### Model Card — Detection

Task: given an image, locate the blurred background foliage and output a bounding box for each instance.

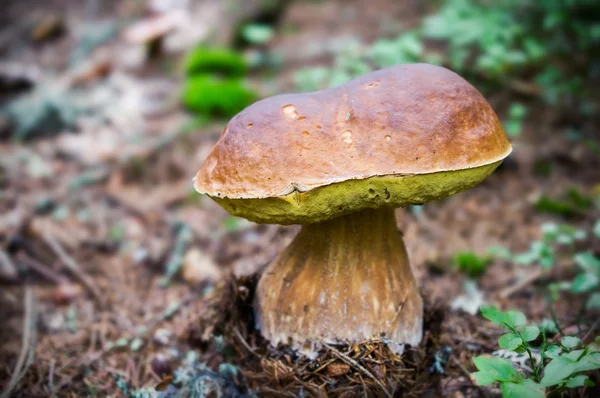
[4,0,600,141]
[294,0,600,138]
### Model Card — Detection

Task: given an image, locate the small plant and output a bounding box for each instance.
[535,188,594,217]
[503,103,527,137]
[293,0,600,137]
[570,253,600,297]
[489,221,587,269]
[181,47,258,117]
[489,219,599,326]
[183,47,248,77]
[240,24,274,46]
[550,252,600,311]
[473,306,600,397]
[367,32,424,68]
[182,76,258,117]
[489,220,599,316]
[452,251,491,278]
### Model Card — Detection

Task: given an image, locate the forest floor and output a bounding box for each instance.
[0,0,598,397]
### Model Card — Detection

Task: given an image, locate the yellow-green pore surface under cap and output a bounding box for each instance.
[211,161,503,225]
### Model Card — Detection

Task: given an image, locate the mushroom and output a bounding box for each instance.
[194,63,511,353]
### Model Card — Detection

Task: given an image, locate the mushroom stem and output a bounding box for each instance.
[255,208,423,351]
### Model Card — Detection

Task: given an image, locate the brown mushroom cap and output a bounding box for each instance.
[195,63,511,224]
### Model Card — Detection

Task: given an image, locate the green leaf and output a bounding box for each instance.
[549,281,572,299]
[504,119,522,137]
[571,272,599,293]
[586,292,600,310]
[293,67,330,91]
[521,326,540,342]
[223,216,241,232]
[535,196,577,217]
[396,33,424,58]
[573,229,587,241]
[585,378,595,387]
[573,352,600,373]
[487,245,512,260]
[566,188,593,210]
[544,344,562,359]
[565,349,585,361]
[540,222,559,237]
[505,310,527,327]
[540,252,555,269]
[539,319,559,335]
[565,375,590,388]
[561,336,581,349]
[480,306,506,325]
[501,380,545,398]
[513,250,538,265]
[523,38,546,60]
[472,370,498,386]
[480,307,527,328]
[241,24,274,45]
[499,333,523,350]
[473,356,521,383]
[513,241,556,268]
[540,356,577,387]
[509,103,527,119]
[594,220,600,239]
[574,252,600,273]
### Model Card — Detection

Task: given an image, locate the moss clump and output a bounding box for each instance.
[181,47,258,118]
[182,76,258,118]
[183,47,248,78]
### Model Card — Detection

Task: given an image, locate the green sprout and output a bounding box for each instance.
[473,306,600,397]
[452,251,491,278]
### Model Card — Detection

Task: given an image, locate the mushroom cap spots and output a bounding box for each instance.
[282,104,298,119]
[194,63,511,224]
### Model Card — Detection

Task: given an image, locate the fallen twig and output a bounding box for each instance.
[159,223,193,287]
[48,358,56,396]
[582,318,600,343]
[451,355,493,398]
[232,327,260,358]
[144,290,200,334]
[1,285,37,398]
[18,253,65,284]
[323,343,393,398]
[499,268,542,299]
[54,347,113,391]
[450,355,475,385]
[42,233,104,305]
[545,294,565,337]
[0,248,18,281]
[451,336,498,351]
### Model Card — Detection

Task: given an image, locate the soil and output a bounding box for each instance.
[0,0,598,397]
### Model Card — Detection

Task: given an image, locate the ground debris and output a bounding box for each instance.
[222,279,448,397]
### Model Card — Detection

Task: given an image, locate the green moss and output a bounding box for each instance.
[182,76,258,117]
[183,47,248,77]
[212,161,503,225]
[452,251,491,278]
